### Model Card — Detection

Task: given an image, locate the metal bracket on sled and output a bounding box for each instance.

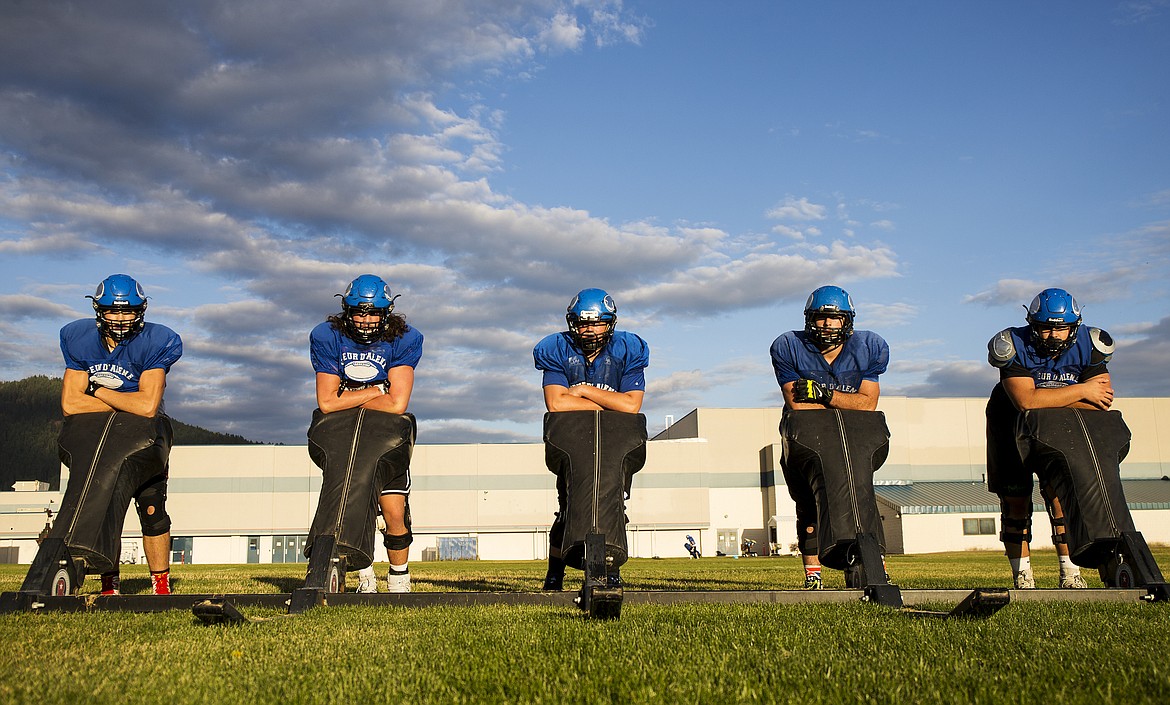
[576,531,623,620]
[1103,532,1170,603]
[291,535,345,614]
[849,533,903,609]
[902,588,1011,620]
[0,538,86,613]
[193,598,251,625]
[192,598,302,626]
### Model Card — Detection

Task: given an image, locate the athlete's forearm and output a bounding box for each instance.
[1005,383,1093,411]
[318,385,383,413]
[570,385,643,413]
[544,389,605,412]
[826,389,879,411]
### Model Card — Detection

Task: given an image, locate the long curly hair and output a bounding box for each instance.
[327,309,410,343]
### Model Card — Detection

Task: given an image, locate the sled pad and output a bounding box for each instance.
[1016,408,1136,567]
[49,412,171,576]
[780,409,890,570]
[544,410,647,571]
[305,408,415,570]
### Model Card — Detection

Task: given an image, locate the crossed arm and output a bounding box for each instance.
[1002,373,1113,411]
[315,365,415,415]
[543,384,644,414]
[782,379,881,412]
[61,367,167,418]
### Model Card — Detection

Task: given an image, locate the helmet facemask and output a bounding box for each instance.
[567,312,616,354]
[804,311,854,347]
[93,302,147,343]
[802,285,855,348]
[343,302,391,345]
[1025,289,1081,358]
[1030,322,1079,357]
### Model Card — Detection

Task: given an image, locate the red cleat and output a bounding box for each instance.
[151,571,171,595]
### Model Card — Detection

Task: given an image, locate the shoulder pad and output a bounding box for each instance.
[987,329,1016,368]
[1089,327,1114,362]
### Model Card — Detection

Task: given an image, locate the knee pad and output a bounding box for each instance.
[1039,488,1068,545]
[381,499,413,550]
[384,530,412,551]
[135,487,171,537]
[796,521,818,556]
[999,498,1031,545]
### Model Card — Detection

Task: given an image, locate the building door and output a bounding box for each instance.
[717,529,739,557]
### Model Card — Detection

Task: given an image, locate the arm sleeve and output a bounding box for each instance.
[60,327,86,371]
[770,335,800,386]
[617,334,650,392]
[533,335,569,387]
[142,329,183,372]
[392,328,424,369]
[862,334,890,382]
[309,325,342,375]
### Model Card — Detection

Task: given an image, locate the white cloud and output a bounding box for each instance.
[766,196,827,222]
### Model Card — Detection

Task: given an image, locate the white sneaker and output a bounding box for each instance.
[386,570,411,593]
[1014,567,1035,589]
[1060,573,1088,589]
[356,566,378,593]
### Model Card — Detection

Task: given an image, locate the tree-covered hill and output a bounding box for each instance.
[0,376,259,491]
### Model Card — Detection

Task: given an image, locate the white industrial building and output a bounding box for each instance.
[2,397,1168,566]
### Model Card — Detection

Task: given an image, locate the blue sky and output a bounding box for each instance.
[1,1,1168,444]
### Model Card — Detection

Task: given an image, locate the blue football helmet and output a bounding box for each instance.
[87,274,148,342]
[1026,288,1081,356]
[338,274,398,344]
[566,288,617,353]
[803,285,855,346]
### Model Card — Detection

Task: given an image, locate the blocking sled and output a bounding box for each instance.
[303,408,415,590]
[1016,407,1168,594]
[781,409,900,606]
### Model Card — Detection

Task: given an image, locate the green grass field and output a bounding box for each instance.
[2,551,1169,704]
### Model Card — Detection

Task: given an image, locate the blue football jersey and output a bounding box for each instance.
[770,329,888,393]
[991,325,1108,387]
[309,321,424,384]
[533,330,649,393]
[59,319,183,405]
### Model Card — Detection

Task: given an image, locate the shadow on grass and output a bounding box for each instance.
[421,576,536,592]
[254,575,304,593]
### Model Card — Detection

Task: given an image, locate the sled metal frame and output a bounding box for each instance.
[2,584,1163,619]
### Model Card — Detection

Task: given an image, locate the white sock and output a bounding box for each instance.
[390,562,409,574]
[1009,556,1031,574]
[1058,554,1080,577]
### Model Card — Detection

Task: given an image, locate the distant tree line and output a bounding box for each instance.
[0,376,258,491]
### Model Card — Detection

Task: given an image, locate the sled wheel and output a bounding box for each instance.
[1099,555,1135,588]
[843,546,865,589]
[1114,561,1135,589]
[327,563,344,593]
[51,567,73,596]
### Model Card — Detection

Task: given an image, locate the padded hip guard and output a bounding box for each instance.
[780,409,890,570]
[1015,408,1135,567]
[544,410,647,570]
[53,411,172,575]
[305,408,415,570]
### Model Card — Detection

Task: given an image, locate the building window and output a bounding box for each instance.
[171,536,194,564]
[437,537,477,560]
[272,535,308,563]
[962,518,996,535]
